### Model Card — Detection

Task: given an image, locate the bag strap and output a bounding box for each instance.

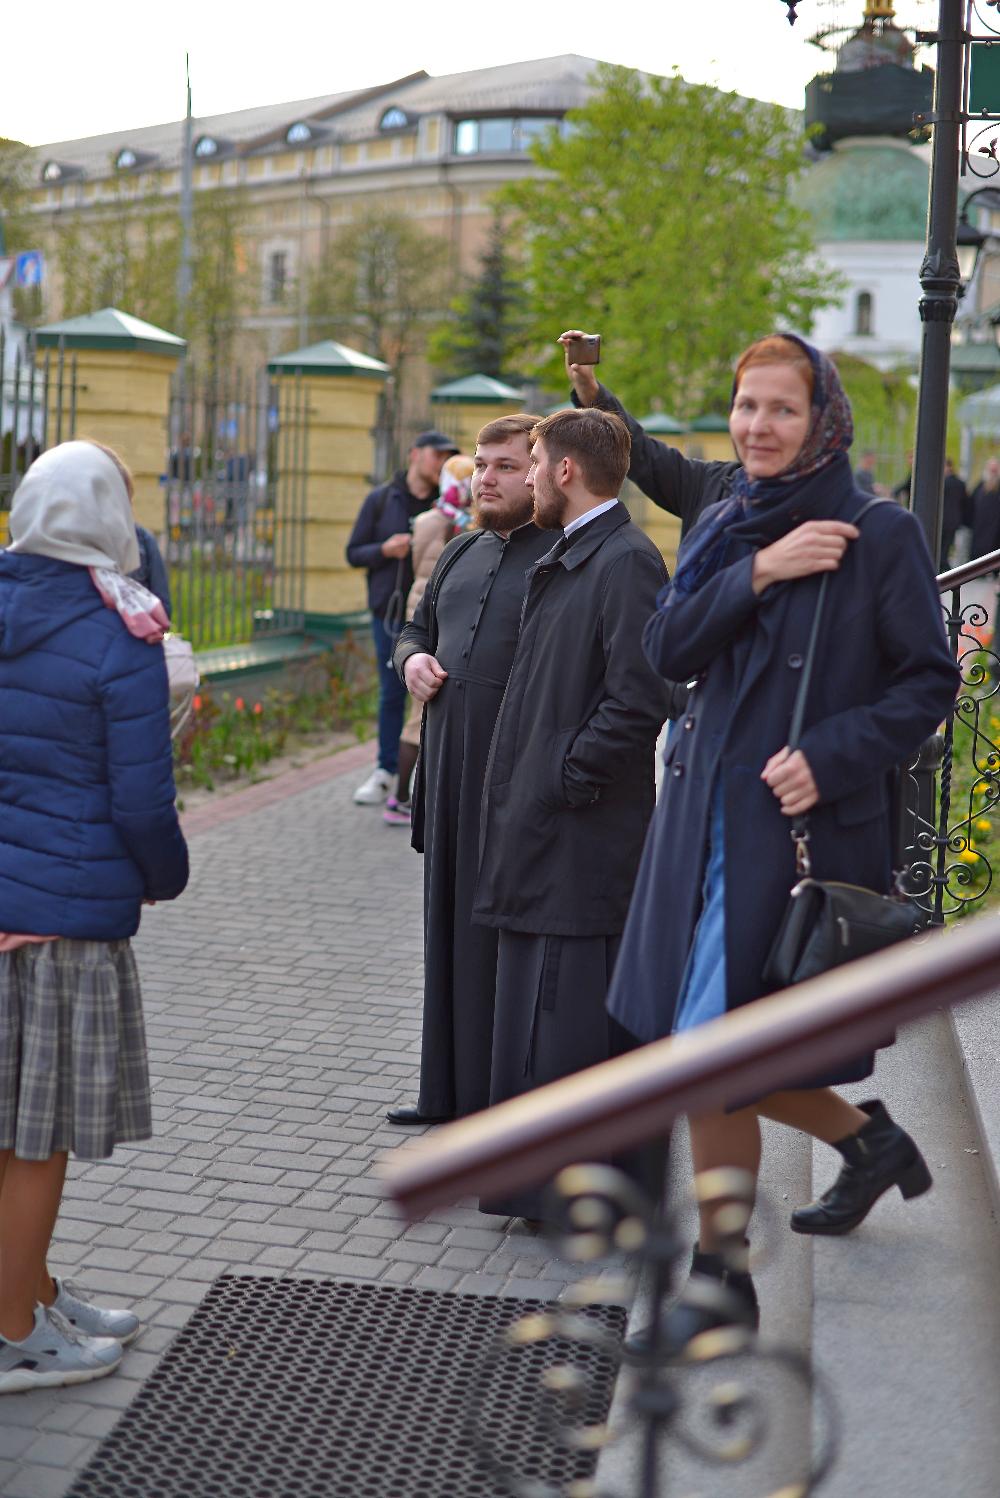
[787,497,885,877]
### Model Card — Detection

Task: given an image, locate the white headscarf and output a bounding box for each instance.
[8,441,140,573]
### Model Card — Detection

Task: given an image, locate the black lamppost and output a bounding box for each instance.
[778,0,968,564]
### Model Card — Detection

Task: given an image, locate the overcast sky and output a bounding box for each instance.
[5,0,936,147]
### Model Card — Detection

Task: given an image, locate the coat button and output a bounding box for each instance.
[462,649,469,659]
[672,764,685,779]
[683,716,695,731]
[788,653,804,670]
[487,569,495,577]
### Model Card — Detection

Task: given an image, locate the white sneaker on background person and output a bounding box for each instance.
[0,1305,122,1393]
[353,767,394,805]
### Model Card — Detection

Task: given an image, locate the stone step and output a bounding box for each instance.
[814,1011,1000,1497]
[597,1011,1000,1495]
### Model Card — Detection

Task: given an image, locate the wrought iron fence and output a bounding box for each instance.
[164,366,308,651]
[905,549,1000,923]
[0,327,77,512]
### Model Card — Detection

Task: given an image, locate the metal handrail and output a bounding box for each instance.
[937,549,1000,591]
[383,915,1000,1219]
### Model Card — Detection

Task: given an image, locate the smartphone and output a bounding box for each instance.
[564,333,601,366]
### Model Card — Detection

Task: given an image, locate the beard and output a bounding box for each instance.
[531,470,567,531]
[474,490,536,533]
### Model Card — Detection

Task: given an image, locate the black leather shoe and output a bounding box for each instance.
[790,1099,932,1236]
[385,1104,452,1126]
[625,1248,759,1360]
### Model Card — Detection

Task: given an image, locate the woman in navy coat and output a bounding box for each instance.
[607,335,959,1350]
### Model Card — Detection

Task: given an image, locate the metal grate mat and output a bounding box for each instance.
[66,1274,626,1498]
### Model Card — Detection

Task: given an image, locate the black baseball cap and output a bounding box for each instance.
[413,430,460,453]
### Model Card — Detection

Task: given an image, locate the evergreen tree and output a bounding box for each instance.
[430,209,527,379]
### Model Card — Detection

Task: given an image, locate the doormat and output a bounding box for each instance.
[66,1274,626,1498]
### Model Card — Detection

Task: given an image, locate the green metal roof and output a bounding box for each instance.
[431,374,524,404]
[688,413,730,433]
[793,139,929,243]
[950,341,1000,374]
[35,307,186,357]
[639,411,685,435]
[267,340,389,378]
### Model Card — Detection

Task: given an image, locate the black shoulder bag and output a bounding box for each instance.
[762,502,920,989]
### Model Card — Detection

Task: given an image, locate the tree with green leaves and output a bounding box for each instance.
[0,138,44,325]
[307,205,446,378]
[47,177,249,373]
[503,65,839,421]
[429,208,527,380]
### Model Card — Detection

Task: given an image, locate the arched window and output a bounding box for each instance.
[379,106,410,131]
[855,290,874,336]
[115,148,138,170]
[286,122,312,145]
[194,136,219,158]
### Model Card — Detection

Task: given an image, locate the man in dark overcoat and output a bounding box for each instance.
[472,408,672,1219]
[384,415,552,1126]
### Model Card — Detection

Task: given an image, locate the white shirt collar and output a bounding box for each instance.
[563,497,619,539]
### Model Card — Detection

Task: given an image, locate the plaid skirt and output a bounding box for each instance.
[0,939,152,1161]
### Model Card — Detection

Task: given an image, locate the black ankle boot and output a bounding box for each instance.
[790,1099,932,1236]
[625,1247,759,1360]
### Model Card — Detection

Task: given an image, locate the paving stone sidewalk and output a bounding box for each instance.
[0,746,625,1498]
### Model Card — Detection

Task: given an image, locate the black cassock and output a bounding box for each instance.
[393,522,553,1119]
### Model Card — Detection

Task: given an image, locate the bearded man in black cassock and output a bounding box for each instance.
[472,408,672,1220]
[385,415,553,1126]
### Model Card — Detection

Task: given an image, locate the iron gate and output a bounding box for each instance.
[164,366,308,651]
[0,327,77,512]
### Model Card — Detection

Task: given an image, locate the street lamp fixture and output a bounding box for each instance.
[957,215,987,284]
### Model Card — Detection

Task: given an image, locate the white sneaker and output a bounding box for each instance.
[0,1305,122,1393]
[52,1276,141,1344]
[353,768,394,805]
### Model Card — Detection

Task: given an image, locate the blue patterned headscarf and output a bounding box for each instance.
[671,336,854,597]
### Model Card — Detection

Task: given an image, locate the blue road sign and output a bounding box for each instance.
[14,252,44,288]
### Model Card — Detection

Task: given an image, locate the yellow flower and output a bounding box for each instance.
[976,818,991,832]
[974,782,990,796]
[959,849,979,864]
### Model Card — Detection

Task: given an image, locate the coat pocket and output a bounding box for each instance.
[834,777,888,827]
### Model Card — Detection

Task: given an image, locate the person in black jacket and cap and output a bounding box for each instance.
[346,431,458,805]
[473,408,671,1221]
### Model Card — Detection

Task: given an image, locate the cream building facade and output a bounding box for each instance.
[25,56,599,370]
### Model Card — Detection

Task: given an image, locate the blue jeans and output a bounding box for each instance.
[371,614,408,775]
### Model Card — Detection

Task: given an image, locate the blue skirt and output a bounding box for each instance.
[673,788,727,1034]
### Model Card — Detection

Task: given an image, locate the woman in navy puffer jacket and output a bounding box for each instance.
[0,440,188,1394]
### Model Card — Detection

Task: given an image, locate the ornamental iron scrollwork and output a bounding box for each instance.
[906,584,1000,921]
[470,1164,839,1497]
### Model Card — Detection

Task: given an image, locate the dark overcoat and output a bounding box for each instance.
[607,469,960,1055]
[473,503,672,937]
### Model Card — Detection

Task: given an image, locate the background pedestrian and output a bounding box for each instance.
[346,431,458,806]
[385,453,475,827]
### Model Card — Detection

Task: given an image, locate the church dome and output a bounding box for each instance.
[839,19,915,73]
[794,138,929,241]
